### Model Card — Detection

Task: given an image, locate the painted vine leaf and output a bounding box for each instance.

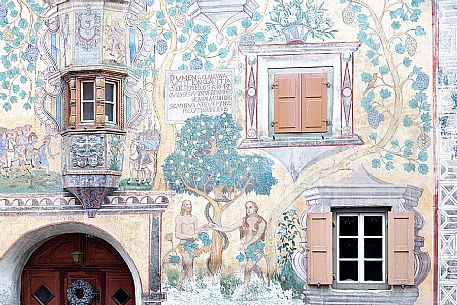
[137,0,265,75]
[342,0,430,174]
[162,113,277,200]
[265,0,338,42]
[0,0,47,111]
[276,209,300,267]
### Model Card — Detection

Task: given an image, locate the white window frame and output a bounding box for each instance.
[268,67,334,138]
[239,43,362,148]
[336,212,386,288]
[259,54,340,139]
[105,81,116,124]
[80,80,95,124]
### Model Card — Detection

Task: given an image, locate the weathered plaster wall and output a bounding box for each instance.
[0,0,436,304]
[437,1,457,305]
[0,215,151,289]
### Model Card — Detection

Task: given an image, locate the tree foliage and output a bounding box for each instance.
[163,113,277,200]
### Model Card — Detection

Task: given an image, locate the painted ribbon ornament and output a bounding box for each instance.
[66,279,94,305]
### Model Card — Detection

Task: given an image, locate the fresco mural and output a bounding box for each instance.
[0,125,61,193]
[163,113,277,276]
[0,0,436,304]
[437,1,457,304]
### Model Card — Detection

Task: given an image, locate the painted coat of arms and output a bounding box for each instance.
[76,6,101,51]
[70,135,105,169]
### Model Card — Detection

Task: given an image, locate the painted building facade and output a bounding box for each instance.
[0,0,446,304]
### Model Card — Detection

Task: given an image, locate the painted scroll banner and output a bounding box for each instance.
[165,69,234,124]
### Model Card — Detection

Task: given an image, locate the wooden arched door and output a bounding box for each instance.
[22,233,134,305]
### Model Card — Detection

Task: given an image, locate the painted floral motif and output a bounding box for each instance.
[266,0,337,42]
[274,210,304,299]
[108,134,124,172]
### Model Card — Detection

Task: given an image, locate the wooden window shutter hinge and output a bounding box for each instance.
[271,83,278,89]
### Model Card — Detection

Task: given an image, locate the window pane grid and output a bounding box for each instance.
[337,213,385,284]
[105,81,116,123]
[81,81,95,122]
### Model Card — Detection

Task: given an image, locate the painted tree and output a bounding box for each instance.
[163,113,277,274]
[135,0,268,189]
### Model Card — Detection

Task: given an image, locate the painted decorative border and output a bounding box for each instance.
[239,42,362,148]
[0,191,174,214]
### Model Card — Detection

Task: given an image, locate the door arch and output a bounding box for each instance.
[21,233,134,305]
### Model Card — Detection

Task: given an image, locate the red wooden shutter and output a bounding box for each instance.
[307,212,333,285]
[301,73,327,132]
[387,211,415,285]
[274,74,301,133]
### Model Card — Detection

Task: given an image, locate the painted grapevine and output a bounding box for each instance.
[0,0,46,111]
[135,0,267,76]
[342,0,430,175]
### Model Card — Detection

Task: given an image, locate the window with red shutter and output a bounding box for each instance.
[307,212,333,285]
[387,211,415,286]
[272,72,329,135]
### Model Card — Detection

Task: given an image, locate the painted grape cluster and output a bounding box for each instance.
[341,0,430,175]
[136,0,266,76]
[0,0,46,111]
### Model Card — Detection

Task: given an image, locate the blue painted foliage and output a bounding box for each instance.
[163,113,277,198]
[342,0,430,175]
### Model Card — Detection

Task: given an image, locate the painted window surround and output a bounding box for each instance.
[239,42,363,149]
[291,167,430,305]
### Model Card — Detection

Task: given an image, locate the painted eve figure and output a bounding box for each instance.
[175,200,207,289]
[212,201,266,287]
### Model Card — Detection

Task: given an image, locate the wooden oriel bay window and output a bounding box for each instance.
[65,71,123,129]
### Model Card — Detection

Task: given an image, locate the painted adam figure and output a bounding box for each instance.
[213,201,267,287]
[175,200,207,289]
